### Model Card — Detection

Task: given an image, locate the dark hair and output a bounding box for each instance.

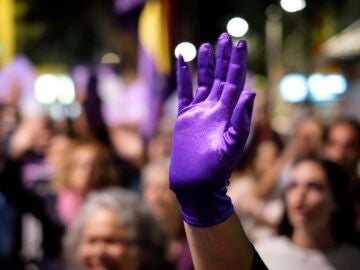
[278,156,358,244]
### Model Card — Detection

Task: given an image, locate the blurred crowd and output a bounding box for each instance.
[0,53,360,270]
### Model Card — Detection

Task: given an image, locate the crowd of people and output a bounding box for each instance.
[0,32,359,270]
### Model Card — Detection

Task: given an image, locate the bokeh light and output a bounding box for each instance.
[101,53,121,64]
[35,74,76,105]
[34,74,58,105]
[226,17,249,37]
[326,74,347,95]
[280,73,308,103]
[57,75,76,105]
[174,42,197,62]
[280,0,306,13]
[308,73,347,102]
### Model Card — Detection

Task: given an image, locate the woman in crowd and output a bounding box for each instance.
[54,139,121,226]
[64,187,170,270]
[255,156,360,269]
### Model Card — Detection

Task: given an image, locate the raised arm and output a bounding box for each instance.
[169,33,266,270]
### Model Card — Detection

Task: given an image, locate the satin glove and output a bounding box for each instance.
[169,33,256,227]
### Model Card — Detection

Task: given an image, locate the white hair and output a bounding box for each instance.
[64,187,168,270]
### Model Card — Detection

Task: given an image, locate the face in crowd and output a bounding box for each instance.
[285,160,336,232]
[282,157,356,245]
[70,144,101,196]
[78,206,138,270]
[65,189,168,270]
[323,121,360,173]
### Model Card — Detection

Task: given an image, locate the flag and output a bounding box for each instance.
[137,0,173,137]
[112,0,174,137]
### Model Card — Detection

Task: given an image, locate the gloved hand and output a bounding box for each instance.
[169,33,256,227]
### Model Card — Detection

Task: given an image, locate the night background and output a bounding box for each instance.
[13,0,360,73]
[1,1,360,270]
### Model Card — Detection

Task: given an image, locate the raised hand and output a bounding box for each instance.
[170,33,256,227]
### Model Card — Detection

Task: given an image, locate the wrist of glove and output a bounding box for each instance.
[170,164,234,227]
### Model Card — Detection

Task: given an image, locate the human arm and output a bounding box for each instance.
[169,33,266,270]
[184,213,254,270]
[254,117,323,198]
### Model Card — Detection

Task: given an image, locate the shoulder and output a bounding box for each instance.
[254,237,296,269]
[254,236,323,270]
[339,244,360,255]
[228,176,254,194]
[255,236,290,252]
[255,236,294,261]
[331,243,360,257]
[327,244,360,269]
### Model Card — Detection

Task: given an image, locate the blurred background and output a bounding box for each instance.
[1,0,360,132]
[1,0,360,269]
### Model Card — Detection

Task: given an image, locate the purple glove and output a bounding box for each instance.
[169,33,256,227]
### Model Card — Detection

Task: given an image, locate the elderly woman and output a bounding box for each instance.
[64,187,170,270]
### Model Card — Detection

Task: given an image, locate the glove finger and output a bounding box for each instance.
[177,54,193,113]
[220,91,255,170]
[197,43,214,90]
[215,33,232,81]
[193,43,214,104]
[192,86,210,104]
[207,33,232,101]
[230,90,255,134]
[220,39,247,110]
